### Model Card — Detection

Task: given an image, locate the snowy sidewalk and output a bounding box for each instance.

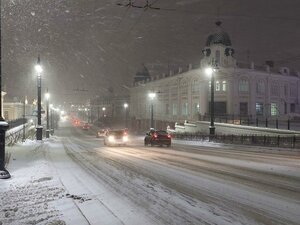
[0,139,83,225]
[0,139,115,225]
[0,137,155,225]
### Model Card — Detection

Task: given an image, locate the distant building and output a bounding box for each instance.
[129,21,300,131]
[133,64,151,83]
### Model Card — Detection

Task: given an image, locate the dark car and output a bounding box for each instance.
[96,128,109,138]
[82,123,90,130]
[104,129,129,146]
[144,130,171,147]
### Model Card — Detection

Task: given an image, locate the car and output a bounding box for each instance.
[104,129,129,146]
[144,130,171,147]
[96,128,108,138]
[82,123,90,130]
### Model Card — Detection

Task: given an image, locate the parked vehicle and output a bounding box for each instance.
[104,129,129,146]
[144,130,171,147]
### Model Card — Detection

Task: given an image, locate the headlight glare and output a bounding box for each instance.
[108,136,115,142]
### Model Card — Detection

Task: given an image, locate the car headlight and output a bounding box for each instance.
[108,136,115,142]
[123,136,129,142]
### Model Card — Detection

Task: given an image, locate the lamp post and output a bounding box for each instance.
[102,107,106,124]
[0,1,10,178]
[124,103,128,128]
[205,66,217,135]
[148,92,156,128]
[50,104,54,135]
[35,56,43,140]
[22,97,28,142]
[45,90,50,138]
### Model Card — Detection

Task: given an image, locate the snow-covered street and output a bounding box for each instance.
[1,121,300,225]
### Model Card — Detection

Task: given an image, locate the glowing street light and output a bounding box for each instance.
[36,55,43,140]
[124,103,129,128]
[148,92,156,128]
[205,65,218,135]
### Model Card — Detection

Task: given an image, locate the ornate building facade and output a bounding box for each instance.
[129,22,300,131]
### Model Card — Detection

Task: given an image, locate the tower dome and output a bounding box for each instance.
[201,21,236,68]
[134,64,151,83]
[205,21,232,47]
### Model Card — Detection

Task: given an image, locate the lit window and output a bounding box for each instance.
[222,81,227,91]
[216,81,220,91]
[193,103,200,115]
[256,103,263,115]
[271,103,278,116]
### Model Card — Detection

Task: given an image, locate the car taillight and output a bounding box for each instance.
[167,134,171,139]
[153,133,158,138]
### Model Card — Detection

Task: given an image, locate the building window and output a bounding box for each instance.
[239,79,249,92]
[284,84,288,97]
[192,80,199,93]
[271,82,280,97]
[256,80,265,95]
[290,84,297,97]
[193,103,200,115]
[216,81,220,91]
[182,102,188,116]
[291,103,296,113]
[256,103,263,115]
[222,81,227,91]
[165,104,169,115]
[172,103,177,116]
[216,50,220,64]
[271,103,278,116]
[240,102,248,115]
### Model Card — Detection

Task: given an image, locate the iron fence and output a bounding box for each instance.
[173,132,300,149]
[7,118,27,129]
[201,114,300,131]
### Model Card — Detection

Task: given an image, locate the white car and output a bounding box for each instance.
[104,129,129,146]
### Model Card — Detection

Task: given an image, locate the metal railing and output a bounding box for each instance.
[173,132,300,149]
[7,118,27,129]
[201,114,300,131]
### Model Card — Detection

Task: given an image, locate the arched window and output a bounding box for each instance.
[215,50,220,64]
[256,80,265,95]
[239,79,249,92]
[271,82,280,97]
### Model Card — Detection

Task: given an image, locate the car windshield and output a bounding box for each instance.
[156,131,168,135]
[109,131,125,136]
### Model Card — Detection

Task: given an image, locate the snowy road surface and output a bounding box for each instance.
[1,122,300,225]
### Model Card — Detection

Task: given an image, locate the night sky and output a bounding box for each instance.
[2,0,300,106]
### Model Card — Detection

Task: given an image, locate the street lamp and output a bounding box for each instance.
[148,92,156,128]
[45,91,50,138]
[50,104,54,135]
[124,103,128,128]
[102,107,106,124]
[205,66,217,135]
[36,56,43,140]
[0,5,10,178]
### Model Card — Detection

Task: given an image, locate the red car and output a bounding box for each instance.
[82,123,90,130]
[144,130,171,147]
